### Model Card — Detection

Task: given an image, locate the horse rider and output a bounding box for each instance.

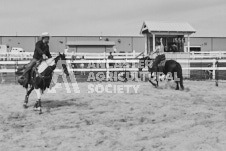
[21,32,52,77]
[151,38,166,72]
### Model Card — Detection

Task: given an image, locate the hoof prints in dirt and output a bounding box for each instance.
[7,112,26,120]
[25,99,89,110]
[43,100,76,108]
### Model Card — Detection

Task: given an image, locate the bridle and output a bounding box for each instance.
[54,57,68,76]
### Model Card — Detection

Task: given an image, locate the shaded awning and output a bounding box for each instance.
[66,41,115,46]
[140,21,196,35]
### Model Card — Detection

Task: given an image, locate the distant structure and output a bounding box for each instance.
[140,21,196,55]
[66,41,115,53]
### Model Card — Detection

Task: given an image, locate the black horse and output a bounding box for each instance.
[17,53,69,114]
[138,56,184,90]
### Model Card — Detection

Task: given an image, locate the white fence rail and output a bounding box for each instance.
[1,51,226,61]
[0,59,225,80]
[0,52,139,60]
[190,51,226,59]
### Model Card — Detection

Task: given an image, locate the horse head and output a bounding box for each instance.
[54,53,69,76]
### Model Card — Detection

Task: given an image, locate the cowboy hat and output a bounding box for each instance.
[41,32,50,38]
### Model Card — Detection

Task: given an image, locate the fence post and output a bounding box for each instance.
[106,59,109,81]
[104,52,106,60]
[212,59,216,80]
[215,58,219,86]
[7,53,9,61]
[15,60,18,84]
[191,51,195,60]
[133,50,135,58]
[219,52,222,59]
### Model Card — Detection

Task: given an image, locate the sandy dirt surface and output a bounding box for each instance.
[0,80,226,151]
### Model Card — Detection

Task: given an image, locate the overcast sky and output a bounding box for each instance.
[0,0,226,36]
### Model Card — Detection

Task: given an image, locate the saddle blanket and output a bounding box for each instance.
[37,58,55,73]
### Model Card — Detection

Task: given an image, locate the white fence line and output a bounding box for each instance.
[1,59,226,64]
[1,51,226,60]
[190,51,226,59]
[0,59,225,80]
[1,58,226,64]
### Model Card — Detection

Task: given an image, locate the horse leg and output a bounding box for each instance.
[34,88,42,114]
[176,65,184,90]
[179,75,184,90]
[176,81,179,90]
[171,71,179,90]
[164,72,171,89]
[138,68,143,78]
[24,88,29,108]
[149,79,157,86]
[148,72,157,87]
[154,71,159,88]
[156,71,159,87]
[23,86,34,108]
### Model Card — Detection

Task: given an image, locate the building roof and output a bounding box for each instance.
[66,41,115,46]
[140,21,196,34]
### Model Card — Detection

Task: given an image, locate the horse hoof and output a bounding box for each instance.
[23,103,28,108]
[33,107,41,111]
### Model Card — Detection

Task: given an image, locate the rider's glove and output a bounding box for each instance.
[42,54,47,59]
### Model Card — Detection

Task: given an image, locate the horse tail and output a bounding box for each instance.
[177,62,184,90]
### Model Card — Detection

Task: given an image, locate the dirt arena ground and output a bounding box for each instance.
[0,80,226,151]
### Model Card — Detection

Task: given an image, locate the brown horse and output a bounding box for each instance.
[138,56,184,90]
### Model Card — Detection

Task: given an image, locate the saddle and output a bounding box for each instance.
[153,55,166,72]
[17,61,41,88]
[158,58,166,67]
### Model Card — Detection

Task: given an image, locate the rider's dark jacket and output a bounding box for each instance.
[33,40,52,60]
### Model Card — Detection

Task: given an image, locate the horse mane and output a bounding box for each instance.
[141,56,153,61]
[54,55,61,64]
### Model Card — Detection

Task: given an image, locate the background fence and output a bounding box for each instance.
[0,51,226,84]
[1,51,226,60]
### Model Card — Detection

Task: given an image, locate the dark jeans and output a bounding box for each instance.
[22,58,38,76]
[152,54,165,71]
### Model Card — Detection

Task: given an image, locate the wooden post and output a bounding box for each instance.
[144,34,147,56]
[104,46,107,59]
[187,34,190,53]
[215,59,219,86]
[219,52,222,59]
[104,52,106,59]
[106,59,109,80]
[191,51,195,60]
[153,33,155,55]
[14,59,17,84]
[212,59,216,80]
[133,50,135,58]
